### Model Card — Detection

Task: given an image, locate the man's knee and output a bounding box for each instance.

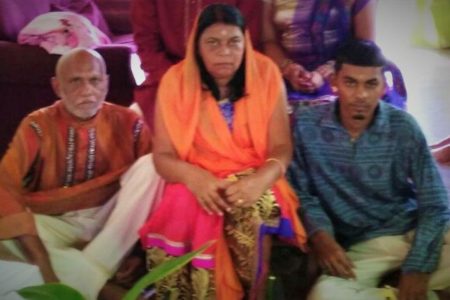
[307,276,385,300]
[307,277,346,300]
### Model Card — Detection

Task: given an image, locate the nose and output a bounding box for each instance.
[217,44,231,56]
[79,80,95,94]
[355,84,368,100]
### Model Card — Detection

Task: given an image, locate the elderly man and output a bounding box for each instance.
[289,39,450,300]
[0,48,162,300]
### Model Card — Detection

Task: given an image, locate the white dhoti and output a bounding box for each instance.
[0,154,164,300]
[0,261,44,300]
[307,229,450,300]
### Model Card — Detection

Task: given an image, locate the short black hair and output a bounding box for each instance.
[194,3,246,102]
[335,39,386,72]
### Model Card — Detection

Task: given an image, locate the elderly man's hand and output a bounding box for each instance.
[398,272,430,300]
[309,230,355,279]
[19,234,59,283]
[39,264,59,283]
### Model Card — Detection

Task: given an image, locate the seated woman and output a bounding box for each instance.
[261,0,407,114]
[139,4,307,299]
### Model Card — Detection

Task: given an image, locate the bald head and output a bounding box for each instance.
[52,48,109,120]
[55,48,107,79]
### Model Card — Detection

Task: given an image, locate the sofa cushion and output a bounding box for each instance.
[50,0,112,37]
[18,11,111,54]
[0,41,57,85]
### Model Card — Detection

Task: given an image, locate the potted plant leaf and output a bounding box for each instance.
[18,241,214,300]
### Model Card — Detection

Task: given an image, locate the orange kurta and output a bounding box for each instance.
[0,101,151,238]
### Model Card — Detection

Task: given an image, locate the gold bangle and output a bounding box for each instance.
[265,158,286,176]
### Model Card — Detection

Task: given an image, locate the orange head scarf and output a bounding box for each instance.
[156,11,283,168]
[156,6,307,298]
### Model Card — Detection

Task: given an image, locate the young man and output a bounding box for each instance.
[0,48,163,300]
[289,39,450,300]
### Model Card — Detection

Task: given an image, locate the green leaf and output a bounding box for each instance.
[18,283,85,300]
[123,240,215,300]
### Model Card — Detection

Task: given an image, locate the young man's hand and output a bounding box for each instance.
[309,230,355,279]
[398,272,430,300]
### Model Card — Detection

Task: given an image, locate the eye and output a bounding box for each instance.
[366,81,379,89]
[344,80,356,87]
[206,39,219,47]
[69,78,82,86]
[229,38,242,45]
[90,78,101,85]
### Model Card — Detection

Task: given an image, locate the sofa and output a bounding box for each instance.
[0,0,136,158]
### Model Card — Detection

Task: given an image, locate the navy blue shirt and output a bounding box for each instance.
[288,101,450,272]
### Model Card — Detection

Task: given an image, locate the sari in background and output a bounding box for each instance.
[267,0,407,110]
[139,25,307,299]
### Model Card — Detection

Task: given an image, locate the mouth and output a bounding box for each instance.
[78,100,97,106]
[214,63,234,68]
[352,114,366,120]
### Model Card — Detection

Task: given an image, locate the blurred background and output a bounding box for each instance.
[376,0,450,144]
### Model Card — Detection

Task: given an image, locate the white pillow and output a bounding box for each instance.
[18,11,111,54]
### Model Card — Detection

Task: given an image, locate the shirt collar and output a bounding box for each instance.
[319,100,390,133]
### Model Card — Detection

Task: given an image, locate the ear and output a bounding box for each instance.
[51,76,61,98]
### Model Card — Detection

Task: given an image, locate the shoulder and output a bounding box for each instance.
[381,103,421,131]
[254,51,279,73]
[99,103,148,140]
[26,102,58,120]
[291,103,335,142]
[295,103,334,126]
[3,103,60,149]
[21,102,61,133]
[163,61,185,78]
[158,61,185,89]
[100,102,143,124]
[377,103,428,146]
[252,52,283,87]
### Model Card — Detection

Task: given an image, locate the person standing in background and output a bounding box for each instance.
[261,0,406,114]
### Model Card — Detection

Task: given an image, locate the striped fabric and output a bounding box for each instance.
[288,101,450,272]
